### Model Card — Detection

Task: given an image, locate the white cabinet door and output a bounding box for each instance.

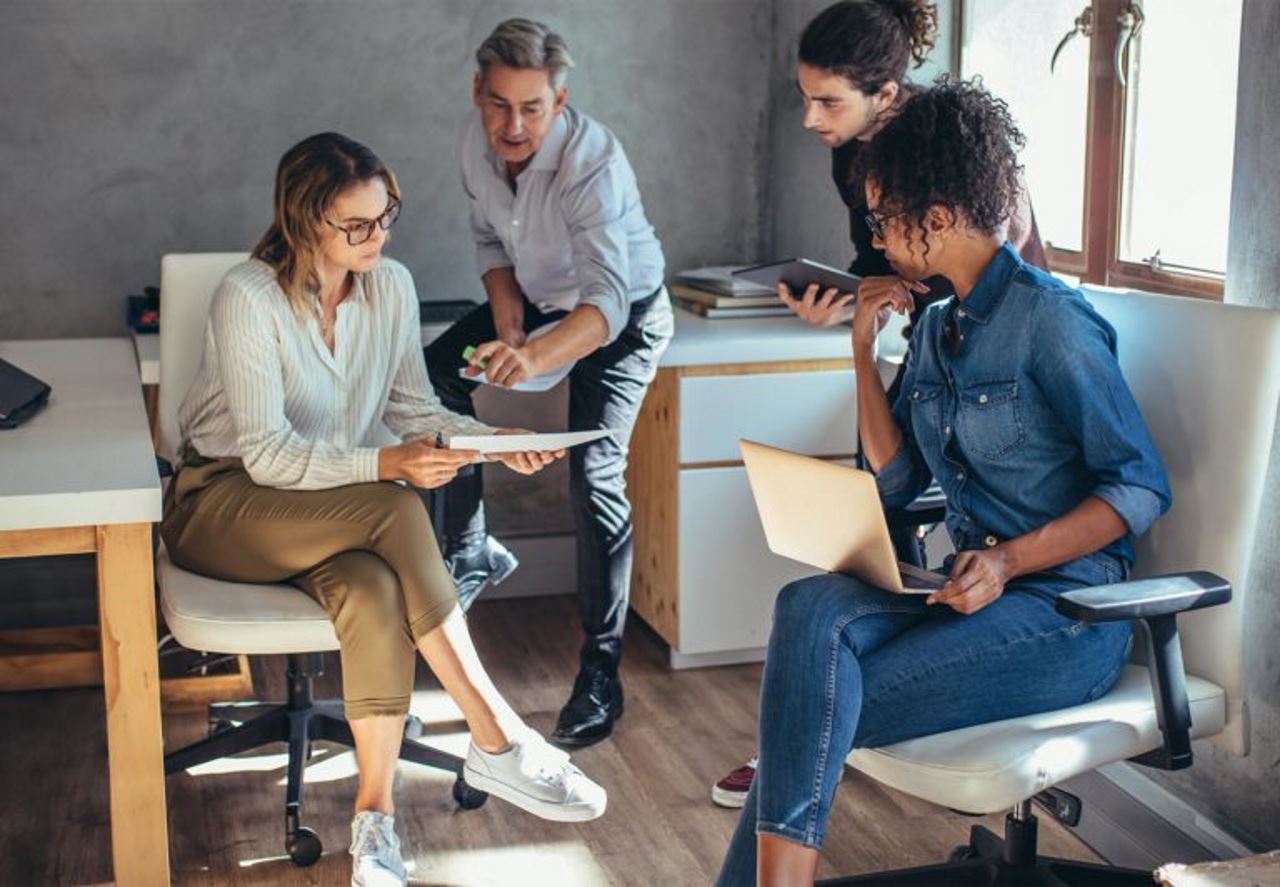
[676,465,823,655]
[678,370,857,465]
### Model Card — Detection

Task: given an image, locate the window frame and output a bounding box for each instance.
[957,0,1228,301]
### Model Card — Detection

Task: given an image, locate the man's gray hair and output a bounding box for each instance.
[475,18,574,90]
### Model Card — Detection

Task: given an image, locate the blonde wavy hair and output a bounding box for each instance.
[252,132,400,315]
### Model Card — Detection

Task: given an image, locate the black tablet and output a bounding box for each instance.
[733,258,863,296]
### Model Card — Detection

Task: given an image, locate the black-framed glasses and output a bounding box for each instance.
[863,208,905,241]
[327,198,401,246]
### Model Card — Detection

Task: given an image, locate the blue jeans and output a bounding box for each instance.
[715,572,1132,886]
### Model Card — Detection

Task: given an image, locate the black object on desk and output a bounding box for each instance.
[0,357,51,429]
[420,299,481,324]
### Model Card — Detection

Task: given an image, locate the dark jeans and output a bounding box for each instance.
[424,291,674,670]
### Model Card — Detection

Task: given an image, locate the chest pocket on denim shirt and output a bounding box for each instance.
[908,382,945,456]
[956,380,1024,460]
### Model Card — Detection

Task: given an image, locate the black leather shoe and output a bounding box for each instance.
[445,535,519,611]
[552,665,624,748]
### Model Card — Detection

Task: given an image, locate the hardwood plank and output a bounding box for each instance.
[626,367,681,647]
[96,522,170,886]
[1,595,1102,886]
[0,650,103,691]
[0,525,96,559]
[160,655,255,708]
[0,625,254,703]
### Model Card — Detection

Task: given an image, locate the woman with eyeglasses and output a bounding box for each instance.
[716,80,1170,887]
[710,0,1051,817]
[164,132,605,887]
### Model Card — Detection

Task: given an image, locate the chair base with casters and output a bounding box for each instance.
[820,799,1152,885]
[158,546,487,867]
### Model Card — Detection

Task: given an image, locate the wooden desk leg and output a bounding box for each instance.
[97,523,170,886]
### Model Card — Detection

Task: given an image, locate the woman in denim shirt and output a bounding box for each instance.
[717,79,1171,886]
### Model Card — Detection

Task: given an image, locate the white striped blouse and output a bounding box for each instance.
[178,257,494,490]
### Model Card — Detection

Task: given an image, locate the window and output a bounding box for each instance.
[959,0,1242,299]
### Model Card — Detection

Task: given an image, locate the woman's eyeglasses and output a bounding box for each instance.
[327,198,401,246]
[863,208,906,241]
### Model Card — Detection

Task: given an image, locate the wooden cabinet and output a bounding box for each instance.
[627,357,860,668]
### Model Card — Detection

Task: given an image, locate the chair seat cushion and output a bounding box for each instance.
[158,546,339,654]
[847,666,1225,814]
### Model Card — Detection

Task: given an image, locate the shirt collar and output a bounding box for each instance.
[527,108,570,171]
[956,241,1020,324]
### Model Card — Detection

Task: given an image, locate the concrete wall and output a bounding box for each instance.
[0,0,771,340]
[1142,0,1280,850]
[766,0,956,268]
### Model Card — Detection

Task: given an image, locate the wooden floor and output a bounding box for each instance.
[0,594,1100,886]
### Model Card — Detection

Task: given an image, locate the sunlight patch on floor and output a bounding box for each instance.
[411,841,610,887]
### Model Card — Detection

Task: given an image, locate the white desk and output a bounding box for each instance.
[627,308,901,668]
[0,338,168,885]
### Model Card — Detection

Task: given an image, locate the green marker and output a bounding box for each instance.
[463,345,488,369]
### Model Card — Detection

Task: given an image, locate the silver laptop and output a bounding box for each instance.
[740,439,947,594]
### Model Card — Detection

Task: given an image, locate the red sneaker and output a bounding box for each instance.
[711,755,757,808]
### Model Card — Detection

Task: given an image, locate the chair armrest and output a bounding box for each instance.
[1054,571,1231,622]
[1056,571,1231,771]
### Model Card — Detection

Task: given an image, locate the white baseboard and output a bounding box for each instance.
[668,646,766,670]
[1061,761,1255,869]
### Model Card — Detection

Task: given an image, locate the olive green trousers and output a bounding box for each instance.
[162,457,458,719]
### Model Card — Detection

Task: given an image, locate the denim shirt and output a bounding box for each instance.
[875,243,1171,587]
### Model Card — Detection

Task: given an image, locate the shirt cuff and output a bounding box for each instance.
[1092,482,1166,537]
[475,244,513,278]
[873,442,925,509]
[578,289,628,343]
[352,447,382,484]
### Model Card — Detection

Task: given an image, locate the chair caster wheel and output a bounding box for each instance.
[948,844,979,864]
[453,777,488,809]
[208,717,234,737]
[286,826,323,867]
[404,713,425,741]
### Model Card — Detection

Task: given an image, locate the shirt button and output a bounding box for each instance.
[978,394,989,404]
[956,470,965,481]
[943,425,951,436]
[957,309,966,318]
[912,390,921,400]
[985,534,998,547]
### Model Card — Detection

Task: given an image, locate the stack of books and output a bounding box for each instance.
[670,266,793,319]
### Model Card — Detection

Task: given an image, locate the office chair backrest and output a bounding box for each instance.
[157,253,251,465]
[1088,288,1280,755]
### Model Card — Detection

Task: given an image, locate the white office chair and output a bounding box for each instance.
[827,289,1280,885]
[156,253,486,868]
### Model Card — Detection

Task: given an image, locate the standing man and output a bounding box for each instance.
[425,18,673,749]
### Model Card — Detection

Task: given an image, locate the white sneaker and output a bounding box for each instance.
[350,810,407,887]
[463,732,607,822]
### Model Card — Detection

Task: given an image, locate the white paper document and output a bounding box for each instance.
[448,429,622,454]
[458,322,575,392]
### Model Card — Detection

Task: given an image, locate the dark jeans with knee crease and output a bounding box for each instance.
[424,291,673,671]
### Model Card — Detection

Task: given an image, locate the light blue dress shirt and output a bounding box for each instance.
[459,105,666,343]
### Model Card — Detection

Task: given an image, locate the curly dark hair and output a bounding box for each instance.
[860,76,1025,250]
[799,0,938,94]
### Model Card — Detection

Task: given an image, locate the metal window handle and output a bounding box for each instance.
[1051,5,1094,75]
[1115,1,1145,87]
